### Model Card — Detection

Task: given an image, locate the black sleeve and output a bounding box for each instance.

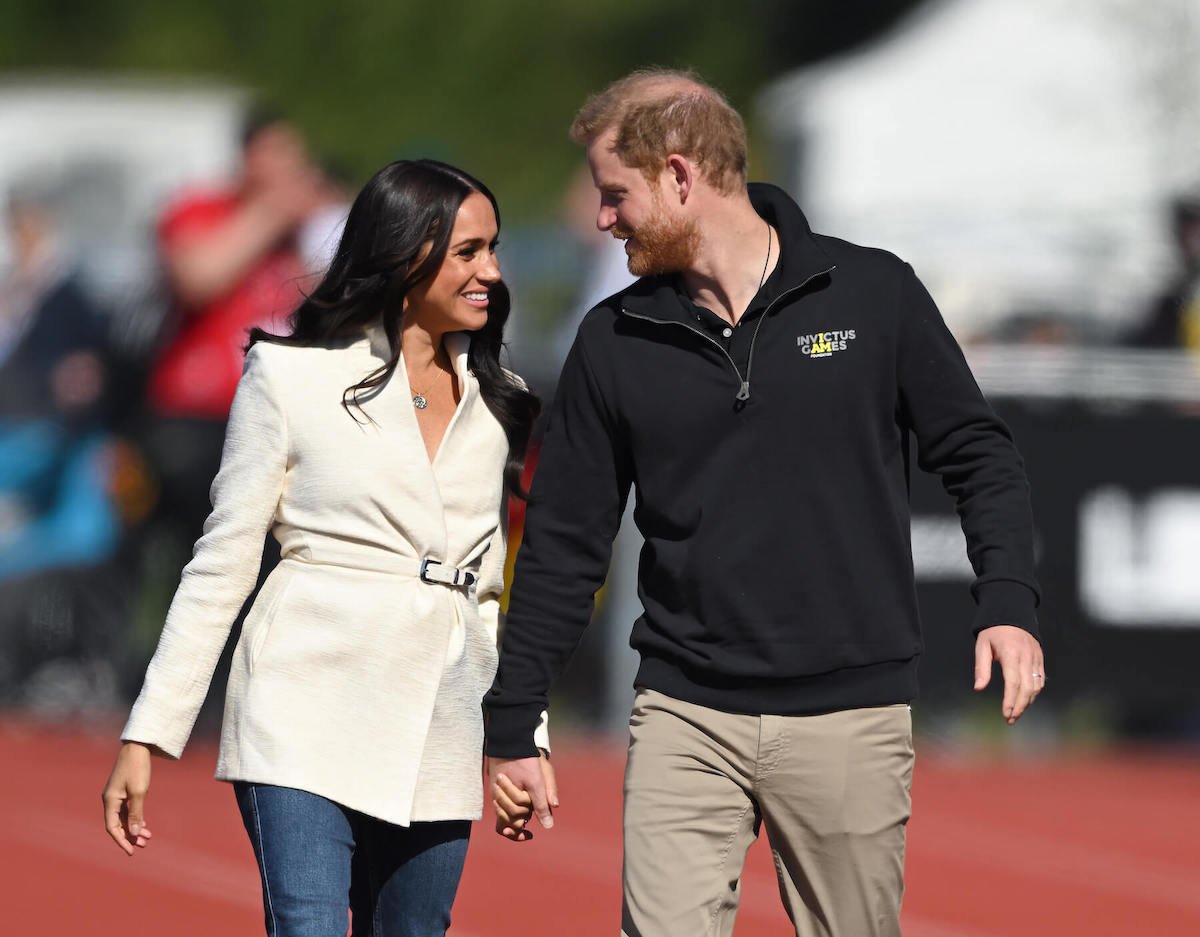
[483,331,633,757]
[896,264,1041,640]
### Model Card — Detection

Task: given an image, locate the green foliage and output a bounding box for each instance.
[0,0,921,220]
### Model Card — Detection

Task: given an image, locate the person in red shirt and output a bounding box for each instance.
[145,110,325,510]
[149,111,323,420]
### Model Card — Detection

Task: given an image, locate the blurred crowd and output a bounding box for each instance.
[0,109,349,718]
[3,100,1200,727]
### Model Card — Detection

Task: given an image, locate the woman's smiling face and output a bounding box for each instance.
[404,191,501,335]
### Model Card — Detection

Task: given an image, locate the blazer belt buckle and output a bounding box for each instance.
[419,557,478,588]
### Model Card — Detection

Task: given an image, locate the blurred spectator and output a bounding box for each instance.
[141,108,321,555]
[298,159,353,277]
[1126,196,1200,351]
[0,178,126,713]
[0,180,111,425]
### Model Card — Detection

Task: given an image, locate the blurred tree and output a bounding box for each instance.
[0,0,924,219]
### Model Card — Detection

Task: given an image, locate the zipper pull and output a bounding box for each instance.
[735,381,751,402]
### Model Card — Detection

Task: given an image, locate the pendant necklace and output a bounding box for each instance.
[410,349,450,409]
[758,221,772,293]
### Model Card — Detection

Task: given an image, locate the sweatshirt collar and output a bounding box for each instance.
[748,182,836,298]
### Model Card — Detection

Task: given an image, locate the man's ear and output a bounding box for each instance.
[665,154,694,204]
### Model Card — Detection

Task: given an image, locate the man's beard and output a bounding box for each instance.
[614,200,700,277]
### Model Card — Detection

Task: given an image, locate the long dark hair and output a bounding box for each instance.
[249,159,539,498]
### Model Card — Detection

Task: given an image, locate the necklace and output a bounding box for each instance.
[409,355,438,409]
[409,348,452,409]
[757,221,772,294]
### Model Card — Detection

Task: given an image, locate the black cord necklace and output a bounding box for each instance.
[757,221,772,295]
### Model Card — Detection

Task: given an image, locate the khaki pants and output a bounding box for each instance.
[621,689,914,937]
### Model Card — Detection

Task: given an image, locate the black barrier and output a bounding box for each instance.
[912,385,1200,733]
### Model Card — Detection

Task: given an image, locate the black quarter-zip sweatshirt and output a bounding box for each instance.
[484,183,1040,758]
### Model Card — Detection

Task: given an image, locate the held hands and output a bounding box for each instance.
[487,751,558,842]
[102,742,154,856]
[974,624,1045,725]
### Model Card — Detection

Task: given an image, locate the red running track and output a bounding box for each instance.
[6,718,1199,936]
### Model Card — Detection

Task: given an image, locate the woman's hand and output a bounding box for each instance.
[102,742,154,856]
[491,770,533,840]
[489,749,559,842]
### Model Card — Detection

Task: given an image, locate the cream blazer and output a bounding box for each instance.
[123,325,547,825]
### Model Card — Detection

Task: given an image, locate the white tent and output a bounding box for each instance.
[759,0,1200,341]
[0,76,245,304]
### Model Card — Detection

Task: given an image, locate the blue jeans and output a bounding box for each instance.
[234,782,471,937]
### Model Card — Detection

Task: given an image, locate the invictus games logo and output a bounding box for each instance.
[798,329,856,358]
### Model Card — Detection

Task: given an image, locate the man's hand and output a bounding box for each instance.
[974,624,1045,725]
[487,752,558,842]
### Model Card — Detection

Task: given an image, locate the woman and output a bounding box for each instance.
[102,159,551,936]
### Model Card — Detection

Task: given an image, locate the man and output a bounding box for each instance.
[1126,195,1200,352]
[484,69,1044,937]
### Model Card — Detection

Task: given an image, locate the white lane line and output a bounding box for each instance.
[9,739,255,915]
[914,818,1200,914]
[469,821,999,936]
[13,809,485,937]
[14,809,260,908]
[901,914,1007,937]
